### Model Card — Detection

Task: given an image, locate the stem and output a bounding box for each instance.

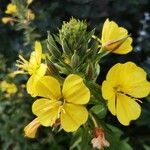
[89,113,98,128]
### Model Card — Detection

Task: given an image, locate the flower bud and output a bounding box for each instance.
[102,35,130,52]
[70,51,80,68]
[47,61,59,76]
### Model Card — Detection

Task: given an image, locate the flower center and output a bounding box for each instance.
[114,85,123,93]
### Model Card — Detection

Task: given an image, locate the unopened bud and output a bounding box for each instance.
[102,35,130,52]
[85,62,93,80]
[47,61,59,76]
[71,51,80,68]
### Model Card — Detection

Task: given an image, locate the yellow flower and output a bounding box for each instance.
[32,74,90,132]
[1,81,9,91]
[101,19,133,54]
[5,3,17,14]
[16,41,47,97]
[102,62,150,125]
[7,83,18,94]
[1,17,14,24]
[24,118,41,138]
[1,81,17,94]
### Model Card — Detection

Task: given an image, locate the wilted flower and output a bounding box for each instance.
[91,128,110,149]
[102,62,150,125]
[32,74,90,132]
[1,17,14,24]
[101,19,133,54]
[5,3,17,14]
[27,9,35,21]
[24,118,41,138]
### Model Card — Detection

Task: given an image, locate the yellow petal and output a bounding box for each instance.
[28,41,42,71]
[62,74,90,104]
[112,37,132,54]
[34,41,42,64]
[61,103,88,132]
[26,63,47,97]
[35,63,47,77]
[106,62,150,98]
[107,95,116,116]
[106,63,122,86]
[120,62,150,98]
[26,75,38,97]
[116,93,141,126]
[35,76,61,100]
[32,99,61,126]
[102,81,115,100]
[101,18,110,44]
[101,81,116,115]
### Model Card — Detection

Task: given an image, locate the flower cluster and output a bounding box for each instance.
[15,18,150,149]
[2,0,35,25]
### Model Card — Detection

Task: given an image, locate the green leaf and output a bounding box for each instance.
[90,104,107,119]
[105,124,133,150]
[47,32,61,58]
[143,145,150,150]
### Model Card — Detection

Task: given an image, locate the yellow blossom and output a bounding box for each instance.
[24,118,41,138]
[1,17,14,24]
[101,18,133,54]
[7,83,18,94]
[1,81,17,94]
[5,3,17,14]
[15,41,47,97]
[102,62,150,125]
[32,74,90,132]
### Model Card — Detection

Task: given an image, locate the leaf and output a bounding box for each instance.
[90,104,107,119]
[105,124,133,150]
[143,145,150,150]
[47,32,61,58]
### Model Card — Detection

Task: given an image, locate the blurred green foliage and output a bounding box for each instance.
[0,0,150,150]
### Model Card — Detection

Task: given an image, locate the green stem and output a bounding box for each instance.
[89,113,98,128]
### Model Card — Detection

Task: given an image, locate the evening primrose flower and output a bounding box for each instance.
[5,3,17,14]
[101,19,133,54]
[102,62,150,125]
[32,74,90,132]
[1,81,17,94]
[15,41,47,96]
